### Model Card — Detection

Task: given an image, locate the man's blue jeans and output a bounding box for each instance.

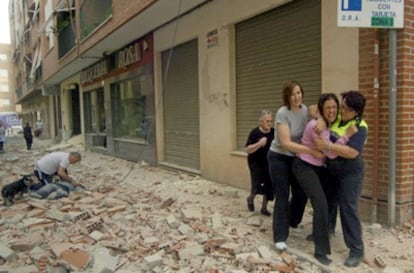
[32,181,75,199]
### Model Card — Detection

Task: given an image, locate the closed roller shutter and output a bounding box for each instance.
[236,0,321,150]
[162,39,200,170]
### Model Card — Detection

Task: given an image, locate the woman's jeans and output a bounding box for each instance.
[292,157,330,256]
[267,151,308,243]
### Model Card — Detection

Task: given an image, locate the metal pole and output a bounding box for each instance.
[388,29,397,227]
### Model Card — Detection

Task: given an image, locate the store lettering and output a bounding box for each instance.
[81,60,108,83]
[118,42,141,68]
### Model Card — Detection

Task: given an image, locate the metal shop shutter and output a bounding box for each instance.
[161,39,200,170]
[235,0,321,150]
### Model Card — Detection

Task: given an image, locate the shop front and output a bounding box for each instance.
[82,34,156,164]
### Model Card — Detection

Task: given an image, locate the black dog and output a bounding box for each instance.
[1,175,33,206]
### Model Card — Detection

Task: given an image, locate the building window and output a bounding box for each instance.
[0,84,9,92]
[0,99,10,106]
[0,54,7,62]
[83,88,105,133]
[80,0,112,39]
[110,77,147,141]
[0,69,8,77]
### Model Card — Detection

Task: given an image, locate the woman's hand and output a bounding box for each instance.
[311,149,325,159]
[314,137,328,151]
[258,137,267,147]
[308,104,319,119]
[313,117,327,135]
[345,125,358,139]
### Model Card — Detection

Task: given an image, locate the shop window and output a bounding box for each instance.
[110,77,147,141]
[83,92,93,133]
[83,88,105,133]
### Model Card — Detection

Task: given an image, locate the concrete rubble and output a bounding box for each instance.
[0,136,413,273]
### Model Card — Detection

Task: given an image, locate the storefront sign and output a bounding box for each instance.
[81,59,108,83]
[118,42,141,68]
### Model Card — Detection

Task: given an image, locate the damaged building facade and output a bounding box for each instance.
[8,0,414,225]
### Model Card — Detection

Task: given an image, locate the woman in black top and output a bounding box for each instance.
[245,110,275,216]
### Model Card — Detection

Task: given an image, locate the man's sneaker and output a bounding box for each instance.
[47,191,58,200]
[29,192,42,199]
[275,242,288,251]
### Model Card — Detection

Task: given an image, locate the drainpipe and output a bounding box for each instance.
[388,29,397,227]
[372,29,379,223]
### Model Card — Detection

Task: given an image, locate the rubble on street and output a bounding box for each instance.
[0,135,413,273]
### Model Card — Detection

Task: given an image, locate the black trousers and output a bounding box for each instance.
[24,137,33,150]
[292,157,331,256]
[327,157,365,257]
[268,151,308,243]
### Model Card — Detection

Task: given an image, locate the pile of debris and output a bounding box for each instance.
[0,136,413,273]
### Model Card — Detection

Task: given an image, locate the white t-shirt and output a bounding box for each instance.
[36,152,70,175]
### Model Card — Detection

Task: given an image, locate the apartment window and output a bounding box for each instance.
[0,84,9,92]
[110,77,148,141]
[0,99,10,106]
[0,69,8,77]
[80,0,112,39]
[0,54,7,62]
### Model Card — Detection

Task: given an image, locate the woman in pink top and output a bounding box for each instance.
[292,93,355,265]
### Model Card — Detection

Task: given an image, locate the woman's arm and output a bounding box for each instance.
[278,123,324,159]
[315,126,365,159]
[245,136,267,154]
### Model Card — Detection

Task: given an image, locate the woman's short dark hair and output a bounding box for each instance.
[341,90,366,120]
[318,93,339,124]
[282,80,304,109]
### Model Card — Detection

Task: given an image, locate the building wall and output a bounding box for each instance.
[0,44,16,113]
[154,0,360,189]
[321,0,359,92]
[359,0,414,224]
[42,0,157,81]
